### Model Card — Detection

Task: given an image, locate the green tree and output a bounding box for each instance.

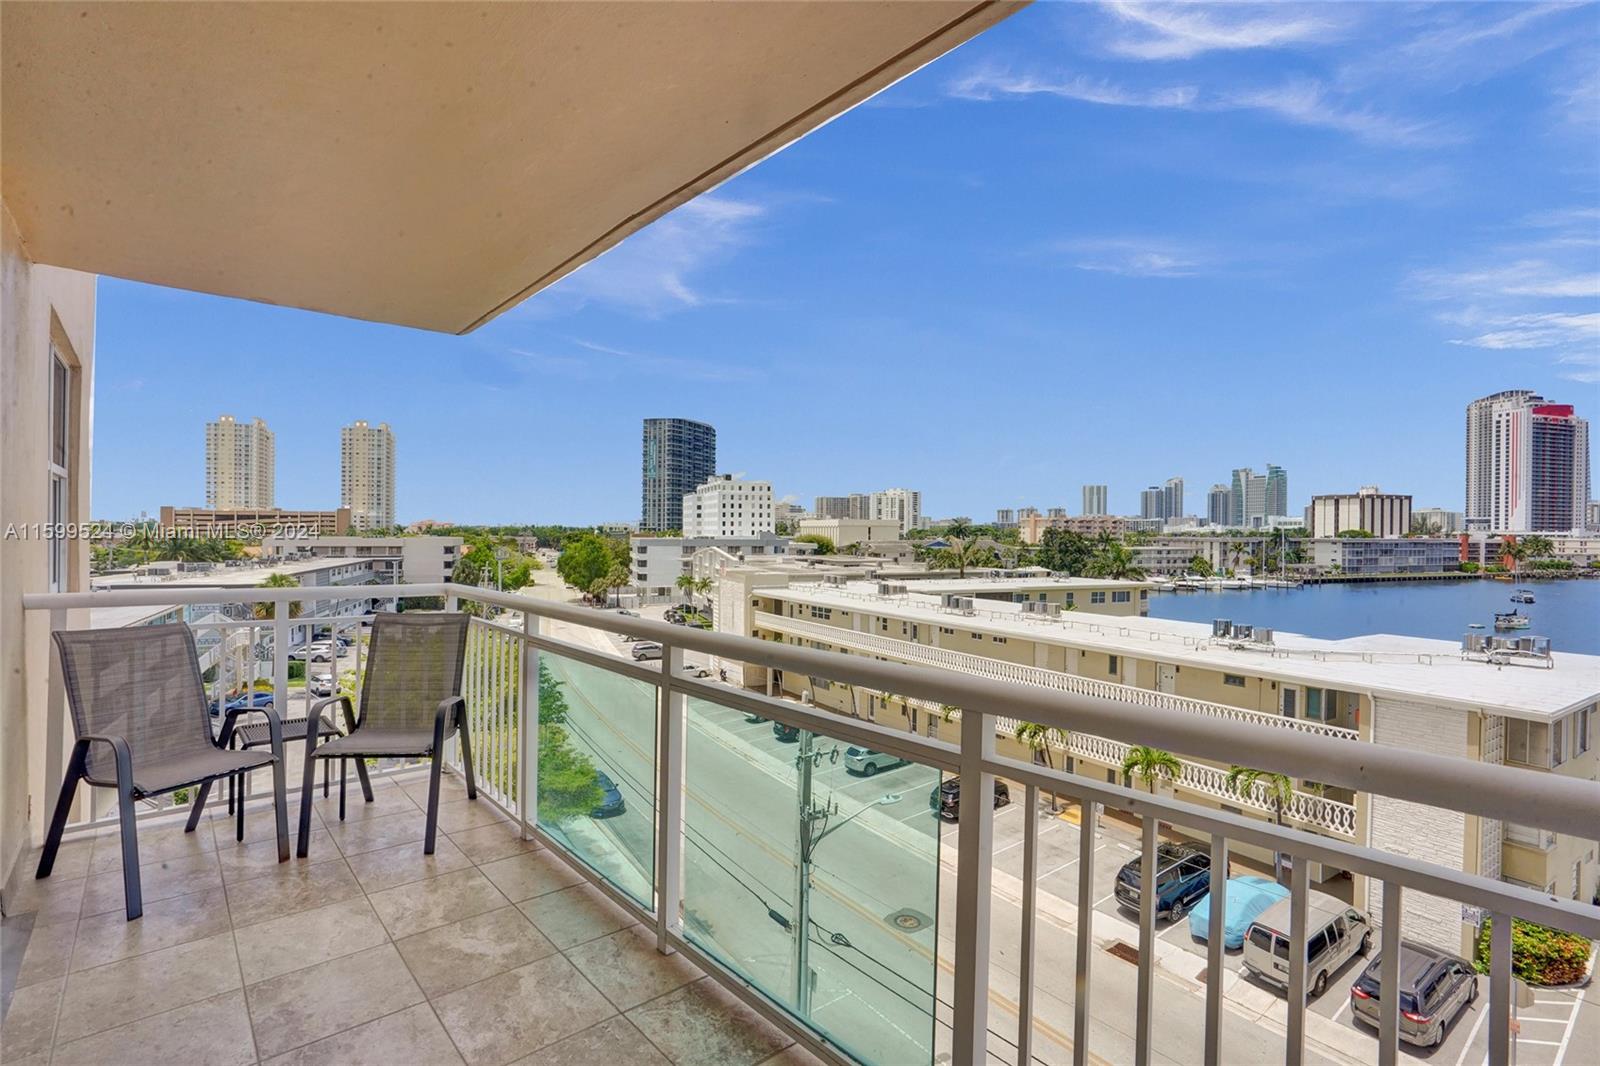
[253,573,303,620]
[674,573,697,600]
[536,661,603,820]
[1336,528,1376,538]
[1225,766,1294,881]
[1035,528,1093,575]
[1188,554,1214,578]
[1014,721,1070,810]
[1500,538,1529,577]
[794,534,835,555]
[1519,534,1555,560]
[1121,745,1181,794]
[557,534,615,600]
[1085,540,1148,580]
[934,536,994,578]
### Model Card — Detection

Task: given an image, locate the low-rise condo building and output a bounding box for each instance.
[630,532,801,596]
[1309,536,1461,575]
[259,533,463,584]
[159,504,353,538]
[724,576,1599,955]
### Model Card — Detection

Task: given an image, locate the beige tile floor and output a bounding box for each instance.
[0,772,825,1066]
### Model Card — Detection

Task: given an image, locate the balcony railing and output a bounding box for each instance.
[20,581,1600,1066]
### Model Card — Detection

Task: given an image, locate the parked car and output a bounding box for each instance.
[1243,892,1371,997]
[844,746,904,776]
[744,712,768,724]
[1113,843,1211,920]
[681,663,711,678]
[590,771,626,817]
[290,641,336,663]
[1349,941,1479,1048]
[208,690,275,717]
[773,721,800,743]
[631,642,663,662]
[1188,875,1290,948]
[929,777,1010,820]
[616,609,639,618]
[308,671,335,697]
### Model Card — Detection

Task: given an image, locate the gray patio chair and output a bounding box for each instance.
[297,611,475,857]
[38,624,289,920]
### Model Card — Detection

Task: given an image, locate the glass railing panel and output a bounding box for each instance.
[535,648,657,909]
[682,694,941,1064]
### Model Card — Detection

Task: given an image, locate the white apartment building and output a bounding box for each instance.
[260,533,462,584]
[1466,390,1592,532]
[681,474,773,538]
[795,517,905,547]
[1414,506,1465,533]
[871,487,922,534]
[1307,486,1412,539]
[340,419,395,530]
[205,414,275,508]
[630,532,799,596]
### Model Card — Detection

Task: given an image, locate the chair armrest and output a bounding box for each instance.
[431,696,466,751]
[78,733,135,786]
[252,706,286,759]
[309,694,356,736]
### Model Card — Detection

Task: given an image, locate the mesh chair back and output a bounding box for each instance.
[53,624,213,786]
[357,612,470,735]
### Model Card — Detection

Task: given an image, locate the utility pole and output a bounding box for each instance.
[793,729,817,1016]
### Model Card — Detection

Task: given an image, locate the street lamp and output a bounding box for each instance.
[791,726,899,1018]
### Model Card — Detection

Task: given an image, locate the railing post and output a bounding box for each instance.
[1286,856,1310,1066]
[655,643,685,954]
[1135,814,1157,1066]
[518,612,540,837]
[1017,784,1039,1066]
[444,592,461,766]
[952,703,996,1066]
[1073,799,1097,1066]
[1378,883,1402,1066]
[1204,836,1229,1066]
[1488,911,1511,1066]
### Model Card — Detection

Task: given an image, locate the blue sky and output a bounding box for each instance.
[93,1,1599,524]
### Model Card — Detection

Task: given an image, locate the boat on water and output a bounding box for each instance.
[1510,589,1536,604]
[1494,610,1532,630]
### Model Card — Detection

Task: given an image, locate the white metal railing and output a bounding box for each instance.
[758,611,1359,741]
[19,581,1600,1066]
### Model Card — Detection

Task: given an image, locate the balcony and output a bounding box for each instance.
[9,582,1598,1066]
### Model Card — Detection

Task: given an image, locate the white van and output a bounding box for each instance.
[1243,890,1371,997]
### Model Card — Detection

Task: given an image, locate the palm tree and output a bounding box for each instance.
[935,536,991,578]
[1085,540,1147,581]
[1519,534,1554,561]
[693,576,714,608]
[674,572,696,601]
[1225,766,1294,881]
[1121,745,1180,794]
[1227,540,1247,574]
[1500,538,1528,577]
[945,519,973,541]
[1188,554,1214,578]
[1014,721,1070,810]
[253,573,303,620]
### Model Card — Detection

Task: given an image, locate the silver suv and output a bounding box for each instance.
[844,746,904,776]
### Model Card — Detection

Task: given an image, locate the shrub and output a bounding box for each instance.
[288,661,305,681]
[1474,917,1593,986]
[1459,561,1480,573]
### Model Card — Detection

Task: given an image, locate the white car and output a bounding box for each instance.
[291,641,336,663]
[309,671,335,696]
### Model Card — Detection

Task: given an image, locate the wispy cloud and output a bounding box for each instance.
[1409,213,1600,381]
[495,338,762,386]
[533,194,767,317]
[947,68,1198,108]
[1058,237,1210,278]
[947,66,1449,147]
[1098,1,1342,61]
[1398,2,1566,60]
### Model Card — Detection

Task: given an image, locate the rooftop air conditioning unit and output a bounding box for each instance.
[1213,619,1233,638]
[1254,627,1274,645]
[959,597,976,613]
[941,593,962,609]
[1231,623,1254,641]
[1463,633,1486,653]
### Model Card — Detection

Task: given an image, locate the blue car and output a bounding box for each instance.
[1188,875,1289,948]
[208,690,275,717]
[590,771,626,818]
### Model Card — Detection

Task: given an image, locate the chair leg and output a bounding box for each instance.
[323,756,330,798]
[339,758,348,821]
[115,768,143,921]
[236,771,246,842]
[227,767,235,816]
[354,759,374,803]
[457,707,478,801]
[424,749,444,855]
[296,751,318,858]
[36,742,88,879]
[185,778,214,833]
[271,756,290,864]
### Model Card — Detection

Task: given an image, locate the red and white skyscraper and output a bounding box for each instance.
[1465,390,1591,532]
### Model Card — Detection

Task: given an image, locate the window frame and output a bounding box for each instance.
[47,346,71,594]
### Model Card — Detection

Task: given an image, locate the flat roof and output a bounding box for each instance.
[904,576,1154,593]
[763,581,1600,719]
[2,2,1019,333]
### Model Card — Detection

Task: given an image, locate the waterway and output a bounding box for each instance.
[1146,578,1600,654]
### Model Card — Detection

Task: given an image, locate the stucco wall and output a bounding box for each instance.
[1368,697,1472,954]
[1,198,97,906]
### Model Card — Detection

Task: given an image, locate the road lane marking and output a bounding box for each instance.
[1453,998,1490,1066]
[995,822,1061,856]
[1551,992,1583,1066]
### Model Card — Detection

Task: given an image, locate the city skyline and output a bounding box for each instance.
[89,2,1597,523]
